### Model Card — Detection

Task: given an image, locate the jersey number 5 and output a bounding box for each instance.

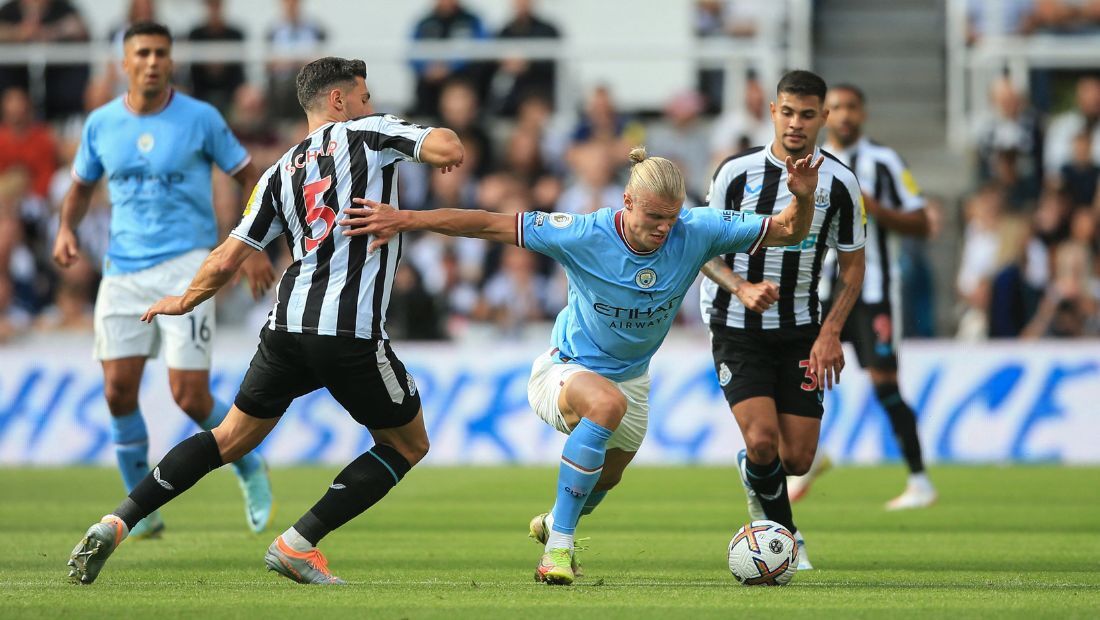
[302,175,335,252]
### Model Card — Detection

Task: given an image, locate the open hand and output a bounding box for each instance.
[238,251,276,300]
[784,154,824,201]
[340,198,401,252]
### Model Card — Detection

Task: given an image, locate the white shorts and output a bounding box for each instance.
[93,249,215,370]
[527,348,650,452]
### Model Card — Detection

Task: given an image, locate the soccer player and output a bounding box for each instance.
[338,146,824,585]
[786,84,936,510]
[699,70,867,570]
[67,57,465,585]
[52,22,275,538]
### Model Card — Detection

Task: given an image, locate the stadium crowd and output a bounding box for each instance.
[0,0,1098,342]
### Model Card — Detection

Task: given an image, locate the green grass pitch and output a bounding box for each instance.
[1,465,1098,619]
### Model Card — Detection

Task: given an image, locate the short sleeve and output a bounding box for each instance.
[350,114,434,168]
[229,164,284,250]
[880,151,925,212]
[202,105,251,175]
[694,208,770,257]
[517,211,582,262]
[827,173,866,252]
[71,117,103,184]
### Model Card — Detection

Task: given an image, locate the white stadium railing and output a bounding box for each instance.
[948,0,1100,150]
[0,0,812,117]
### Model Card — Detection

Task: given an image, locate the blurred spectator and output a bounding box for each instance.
[187,0,245,112]
[499,125,561,210]
[1057,132,1100,208]
[228,83,283,169]
[473,244,552,335]
[515,92,569,176]
[987,216,1045,337]
[385,262,446,340]
[990,147,1040,211]
[710,74,773,167]
[1033,187,1073,246]
[966,0,1034,43]
[972,76,1043,189]
[645,90,710,202]
[489,0,560,117]
[0,0,89,119]
[1020,0,1082,35]
[437,78,493,177]
[556,142,622,215]
[693,2,784,111]
[0,87,56,198]
[1043,75,1100,178]
[410,0,487,118]
[570,84,643,155]
[956,184,1006,339]
[109,0,154,49]
[266,0,326,121]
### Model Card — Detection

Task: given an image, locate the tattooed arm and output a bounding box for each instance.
[810,248,864,389]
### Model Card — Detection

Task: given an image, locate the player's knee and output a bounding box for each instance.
[594,470,623,491]
[172,388,213,420]
[744,429,779,463]
[583,390,628,428]
[783,451,815,476]
[388,434,429,467]
[103,381,140,414]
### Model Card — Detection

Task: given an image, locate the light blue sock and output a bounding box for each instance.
[580,490,608,517]
[200,398,262,478]
[111,409,149,493]
[550,418,613,536]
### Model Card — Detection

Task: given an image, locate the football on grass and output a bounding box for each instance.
[727,520,798,586]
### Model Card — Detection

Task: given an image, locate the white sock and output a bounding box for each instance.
[281,527,313,552]
[908,472,932,490]
[545,529,573,553]
[544,512,555,531]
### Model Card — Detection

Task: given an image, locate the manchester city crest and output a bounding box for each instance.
[718,363,732,386]
[635,268,657,289]
[814,187,830,209]
[137,133,155,153]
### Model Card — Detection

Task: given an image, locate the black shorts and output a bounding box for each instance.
[234,328,422,429]
[710,324,824,419]
[838,300,898,371]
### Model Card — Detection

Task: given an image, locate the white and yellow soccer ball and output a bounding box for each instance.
[727,520,799,586]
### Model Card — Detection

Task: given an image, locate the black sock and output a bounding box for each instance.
[294,444,412,545]
[875,382,925,474]
[745,456,797,533]
[113,431,224,530]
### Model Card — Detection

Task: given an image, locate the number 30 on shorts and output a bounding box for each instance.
[797,359,818,391]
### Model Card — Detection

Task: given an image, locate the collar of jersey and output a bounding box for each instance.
[764,141,822,169]
[614,209,659,256]
[123,88,174,116]
[306,121,336,139]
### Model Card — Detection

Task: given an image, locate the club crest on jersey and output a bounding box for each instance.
[406,372,418,396]
[137,133,155,153]
[548,213,574,228]
[635,268,657,289]
[814,187,830,209]
[718,363,732,386]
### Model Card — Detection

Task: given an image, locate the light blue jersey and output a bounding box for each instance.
[518,207,769,381]
[72,90,250,275]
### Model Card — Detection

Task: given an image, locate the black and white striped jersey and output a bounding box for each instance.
[821,137,924,305]
[230,113,433,339]
[699,143,866,330]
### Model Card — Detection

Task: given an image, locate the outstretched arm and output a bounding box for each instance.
[340,199,517,252]
[141,237,258,322]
